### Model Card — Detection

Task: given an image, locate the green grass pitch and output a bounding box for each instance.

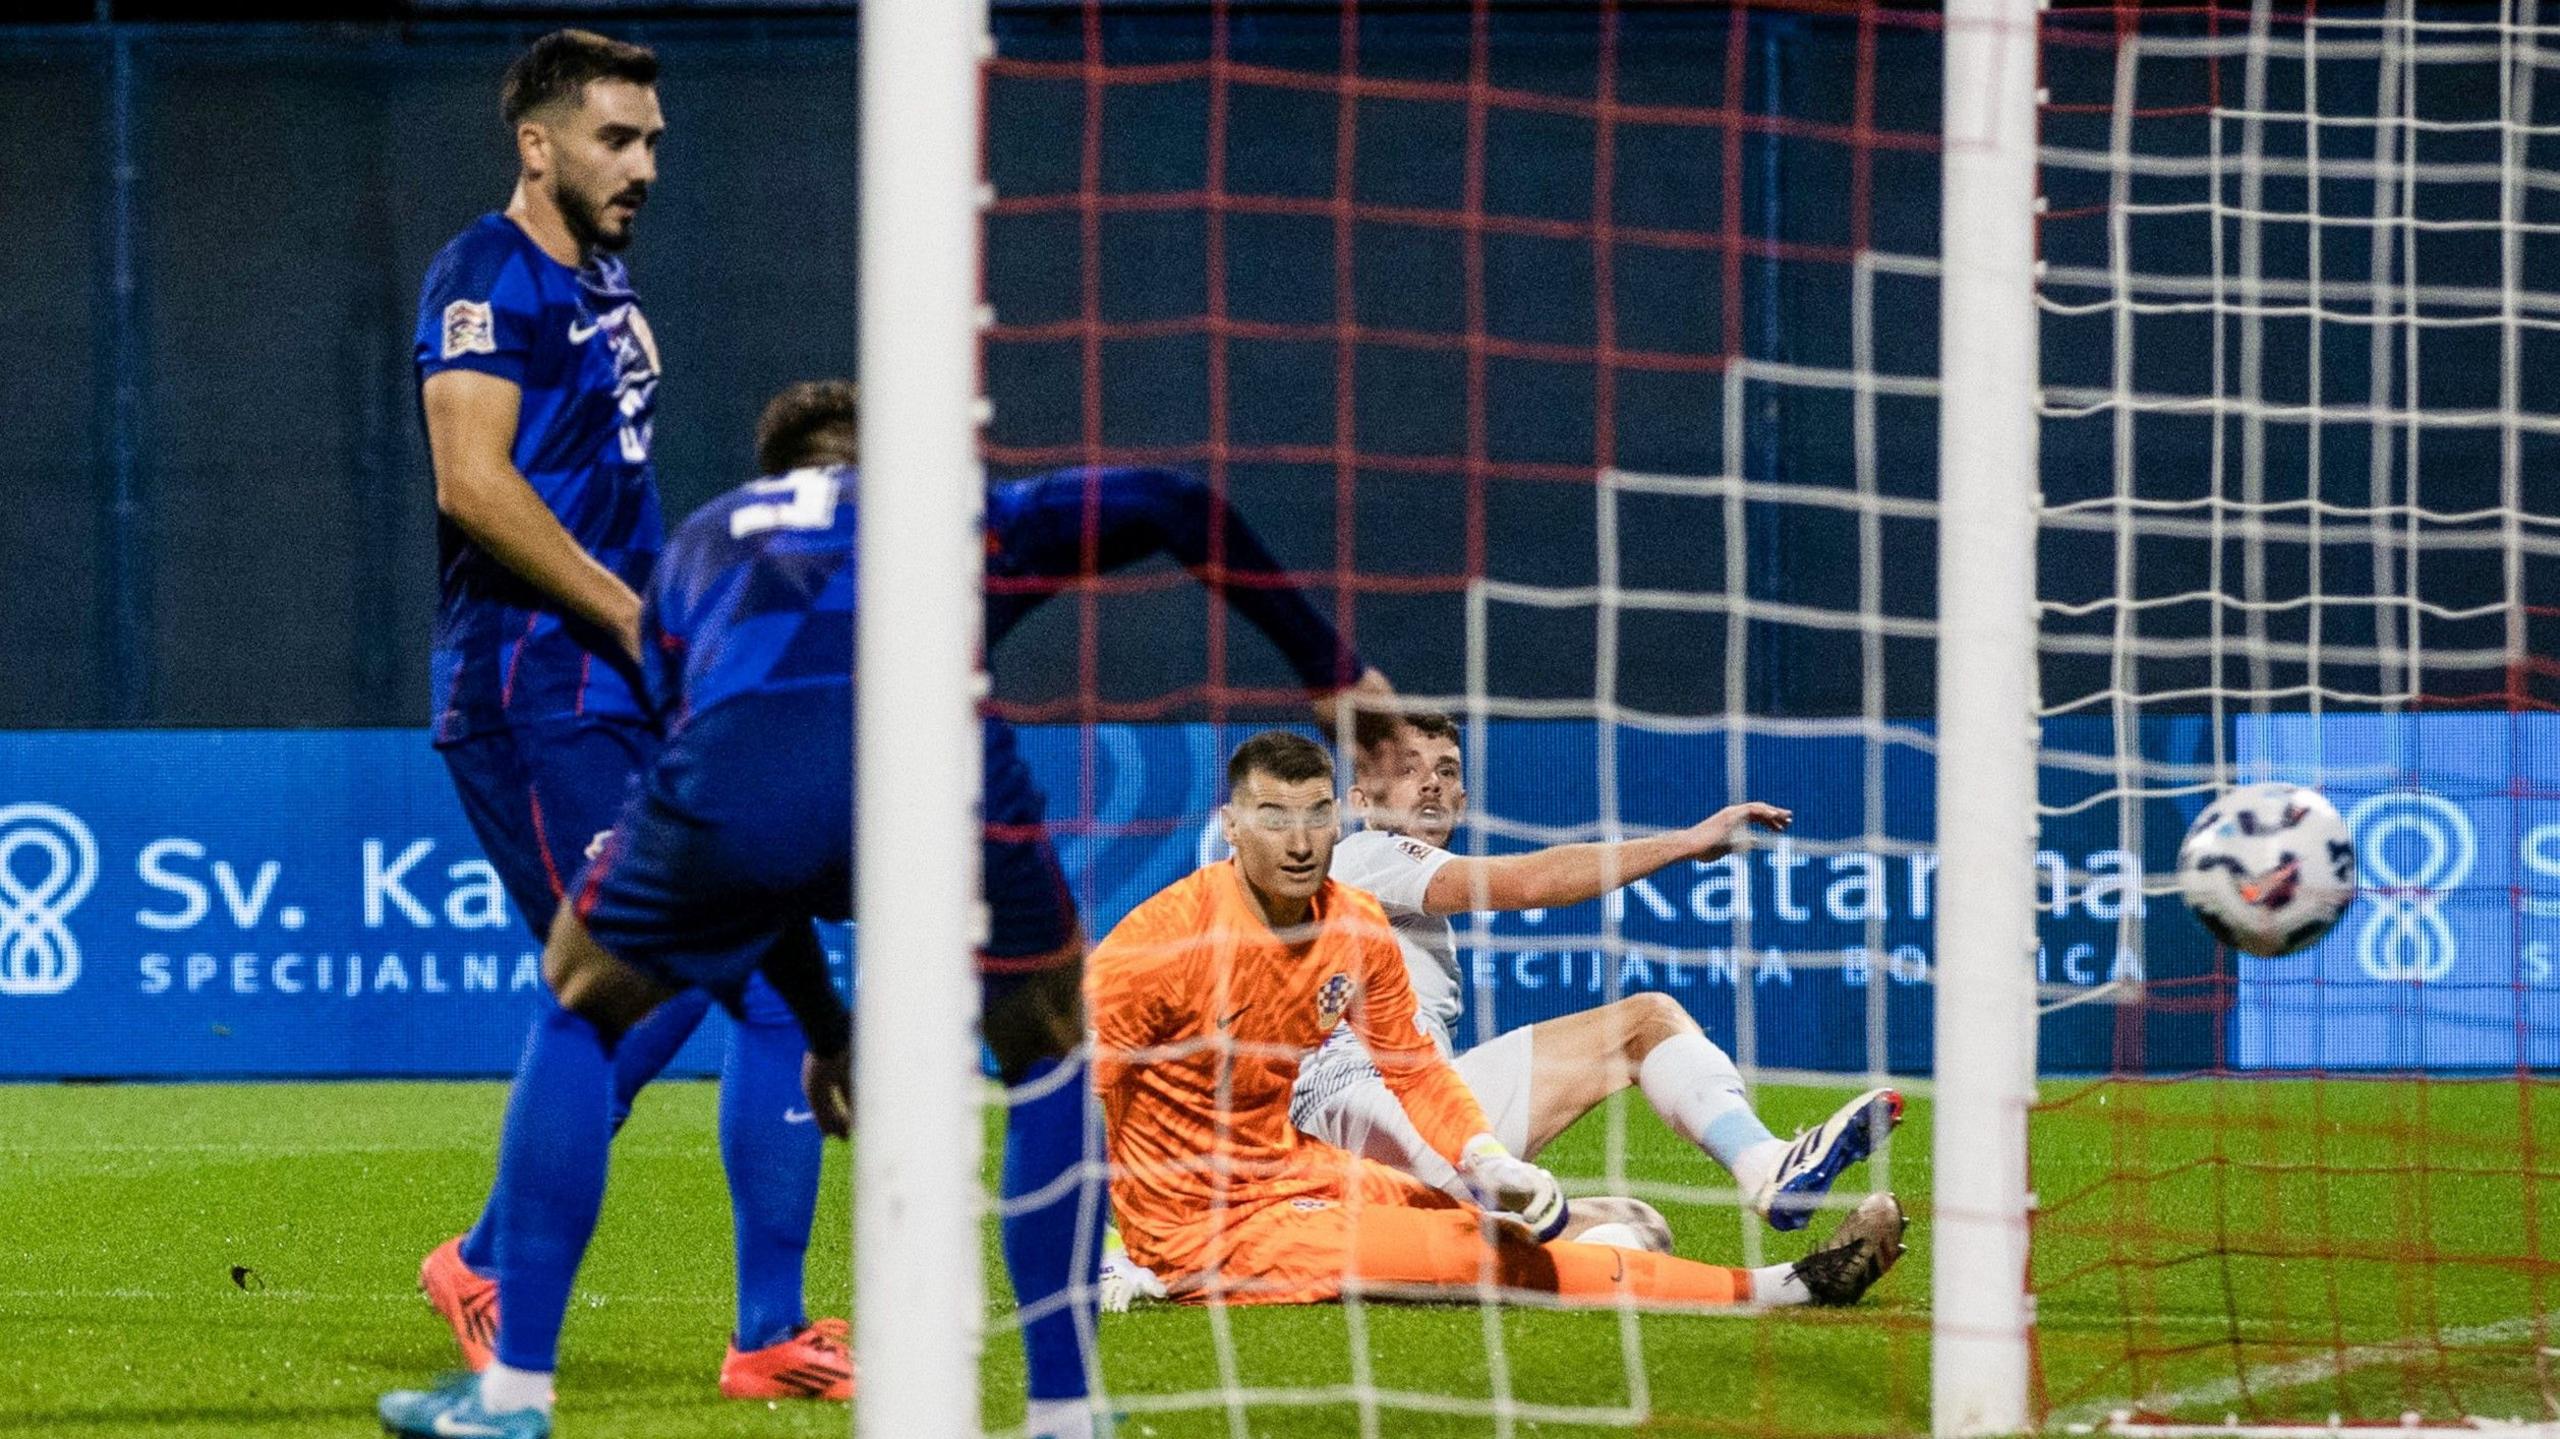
[0,1077,2546,1437]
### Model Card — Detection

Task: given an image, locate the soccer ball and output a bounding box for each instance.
[2176,781,2358,957]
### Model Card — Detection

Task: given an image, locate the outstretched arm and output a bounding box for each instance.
[1417,802,1792,917]
[985,467,1371,700]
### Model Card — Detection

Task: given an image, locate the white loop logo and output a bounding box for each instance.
[0,803,98,997]
[2345,791,2472,984]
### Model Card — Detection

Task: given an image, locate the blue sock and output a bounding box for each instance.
[610,987,714,1129]
[457,989,711,1274]
[1002,1056,1104,1404]
[721,976,822,1351]
[487,998,616,1373]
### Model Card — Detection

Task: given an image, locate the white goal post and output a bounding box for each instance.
[1934,0,2043,1432]
[856,1,992,1435]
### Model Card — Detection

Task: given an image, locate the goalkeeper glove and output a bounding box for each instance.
[1459,1134,1569,1242]
[1097,1229,1167,1313]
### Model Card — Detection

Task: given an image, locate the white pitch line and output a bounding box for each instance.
[2058,1310,2560,1427]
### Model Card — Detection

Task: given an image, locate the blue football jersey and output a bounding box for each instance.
[646,467,855,729]
[645,464,1360,728]
[414,213,665,743]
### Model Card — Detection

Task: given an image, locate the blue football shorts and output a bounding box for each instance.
[574,695,1078,996]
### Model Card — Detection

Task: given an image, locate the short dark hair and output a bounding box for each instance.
[756,380,861,474]
[502,30,659,128]
[1227,730,1333,799]
[1401,710,1461,746]
[1353,708,1458,784]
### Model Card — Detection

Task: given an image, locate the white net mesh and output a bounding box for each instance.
[975,2,1943,1434]
[971,1,2556,1434]
[2031,1,2560,1429]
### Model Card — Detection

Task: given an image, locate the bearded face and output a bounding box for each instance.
[529,77,661,253]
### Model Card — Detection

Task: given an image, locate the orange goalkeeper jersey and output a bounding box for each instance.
[1086,860,1495,1277]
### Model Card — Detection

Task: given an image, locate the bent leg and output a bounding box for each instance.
[461,903,670,1368]
[1557,1195,1674,1252]
[545,905,675,1042]
[1339,1203,1751,1307]
[1516,994,1786,1198]
[1511,993,1695,1158]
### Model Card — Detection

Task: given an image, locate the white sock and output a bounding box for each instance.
[1025,1395,1097,1439]
[1730,1138,1790,1203]
[1750,1262,1811,1307]
[478,1362,556,1415]
[1637,1034,1783,1194]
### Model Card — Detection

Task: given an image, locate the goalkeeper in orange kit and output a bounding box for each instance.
[1086,730,1908,1308]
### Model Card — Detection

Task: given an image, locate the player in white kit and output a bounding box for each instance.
[1289,712,1901,1233]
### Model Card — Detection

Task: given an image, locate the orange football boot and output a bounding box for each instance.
[718,1317,856,1401]
[418,1236,499,1372]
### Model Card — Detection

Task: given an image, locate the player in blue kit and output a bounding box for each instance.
[406,29,844,1408]
[382,380,1392,1439]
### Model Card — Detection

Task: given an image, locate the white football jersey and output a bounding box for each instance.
[1327,827,1462,1050]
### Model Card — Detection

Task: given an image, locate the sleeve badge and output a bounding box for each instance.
[1314,972,1355,1028]
[441,298,497,359]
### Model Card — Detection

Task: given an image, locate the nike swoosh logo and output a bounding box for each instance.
[783,1108,816,1124]
[430,1414,506,1438]
[1610,1249,1626,1283]
[568,318,603,343]
[1217,1006,1248,1029]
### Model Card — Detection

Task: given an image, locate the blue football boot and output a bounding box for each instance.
[378,1374,550,1439]
[1753,1087,1903,1232]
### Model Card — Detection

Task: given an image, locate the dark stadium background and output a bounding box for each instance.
[2,0,1926,730]
[6,1,2535,731]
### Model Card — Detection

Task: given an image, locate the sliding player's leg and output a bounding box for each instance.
[1329,1167,1908,1310]
[1488,993,1756,1163]
[1330,1167,1751,1307]
[981,717,1106,1439]
[1482,992,1901,1231]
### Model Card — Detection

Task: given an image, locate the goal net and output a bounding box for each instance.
[856,0,2558,1434]
[968,1,1940,1434]
[2030,1,2559,1432]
